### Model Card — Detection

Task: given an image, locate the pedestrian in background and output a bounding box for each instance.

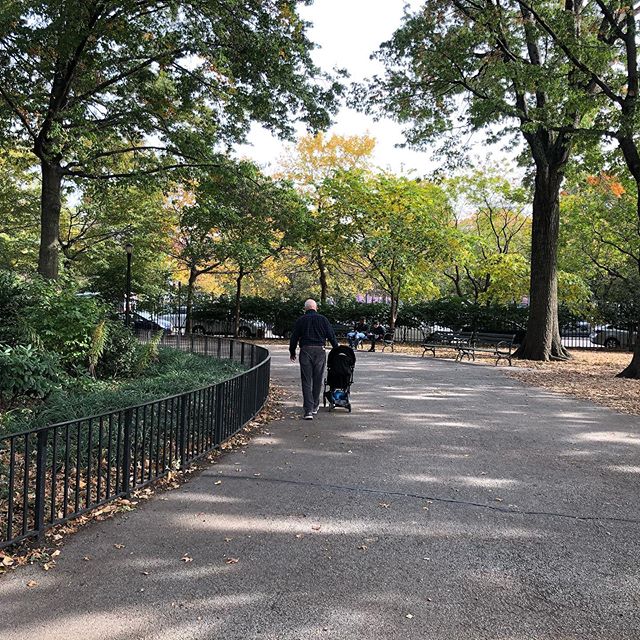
[289,299,338,419]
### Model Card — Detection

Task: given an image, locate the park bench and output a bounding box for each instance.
[381,329,395,352]
[422,331,517,366]
[421,330,458,357]
[455,332,517,366]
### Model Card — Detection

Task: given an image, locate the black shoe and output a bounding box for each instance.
[303,413,313,420]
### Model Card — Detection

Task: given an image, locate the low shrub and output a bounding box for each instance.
[3,348,244,433]
[0,344,63,407]
[94,319,142,379]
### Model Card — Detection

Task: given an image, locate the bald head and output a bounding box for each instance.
[304,299,318,311]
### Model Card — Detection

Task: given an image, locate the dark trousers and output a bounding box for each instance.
[299,346,326,414]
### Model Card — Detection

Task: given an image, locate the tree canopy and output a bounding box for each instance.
[0,0,341,277]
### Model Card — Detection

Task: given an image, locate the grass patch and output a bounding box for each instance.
[0,348,244,434]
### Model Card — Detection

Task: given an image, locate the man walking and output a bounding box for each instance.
[289,299,339,419]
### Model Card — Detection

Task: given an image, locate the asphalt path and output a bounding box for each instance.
[1,346,640,639]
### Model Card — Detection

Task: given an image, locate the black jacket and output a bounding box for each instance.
[289,310,339,356]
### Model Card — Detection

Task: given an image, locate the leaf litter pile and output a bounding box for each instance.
[0,385,285,577]
[506,351,640,416]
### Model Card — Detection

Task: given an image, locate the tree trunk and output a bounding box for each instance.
[615,136,640,378]
[233,267,245,338]
[618,337,640,378]
[317,249,328,305]
[389,290,399,332]
[514,160,569,361]
[37,160,63,278]
[185,268,197,334]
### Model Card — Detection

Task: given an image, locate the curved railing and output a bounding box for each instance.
[0,336,270,549]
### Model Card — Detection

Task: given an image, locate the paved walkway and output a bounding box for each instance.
[2,346,640,639]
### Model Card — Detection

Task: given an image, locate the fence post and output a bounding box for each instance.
[204,335,209,356]
[122,408,133,498]
[179,394,188,469]
[34,429,48,542]
[214,384,224,446]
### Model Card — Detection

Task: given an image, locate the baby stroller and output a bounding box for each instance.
[323,345,356,412]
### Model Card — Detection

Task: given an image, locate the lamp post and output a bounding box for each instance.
[125,242,133,327]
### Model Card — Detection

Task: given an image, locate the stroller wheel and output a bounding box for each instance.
[328,402,335,412]
[323,394,326,407]
[347,404,352,413]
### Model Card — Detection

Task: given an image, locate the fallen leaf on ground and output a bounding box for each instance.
[406,613,413,619]
[214,481,222,485]
[379,503,391,508]
[26,580,38,588]
[311,525,321,531]
[114,544,125,549]
[181,554,193,562]
[225,557,239,564]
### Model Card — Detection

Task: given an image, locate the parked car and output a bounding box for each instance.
[157,306,187,331]
[122,311,173,334]
[590,324,637,349]
[561,320,592,337]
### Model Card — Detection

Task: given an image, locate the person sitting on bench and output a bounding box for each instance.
[347,318,368,348]
[367,321,385,352]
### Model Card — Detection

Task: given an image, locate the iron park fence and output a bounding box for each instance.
[0,336,270,549]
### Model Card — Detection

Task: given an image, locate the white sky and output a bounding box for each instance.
[235,0,440,175]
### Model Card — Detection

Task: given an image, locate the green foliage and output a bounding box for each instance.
[61,178,174,302]
[0,0,341,276]
[17,277,106,371]
[5,349,244,433]
[0,148,40,270]
[0,344,63,407]
[134,331,164,376]
[325,170,454,324]
[88,320,108,377]
[94,320,143,380]
[0,270,30,344]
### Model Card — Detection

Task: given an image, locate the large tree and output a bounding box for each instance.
[507,0,640,375]
[358,0,596,360]
[170,159,306,334]
[276,132,376,303]
[445,168,531,304]
[0,0,340,278]
[325,170,453,331]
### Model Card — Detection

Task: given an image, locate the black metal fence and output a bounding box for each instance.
[0,337,270,550]
[131,290,638,351]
